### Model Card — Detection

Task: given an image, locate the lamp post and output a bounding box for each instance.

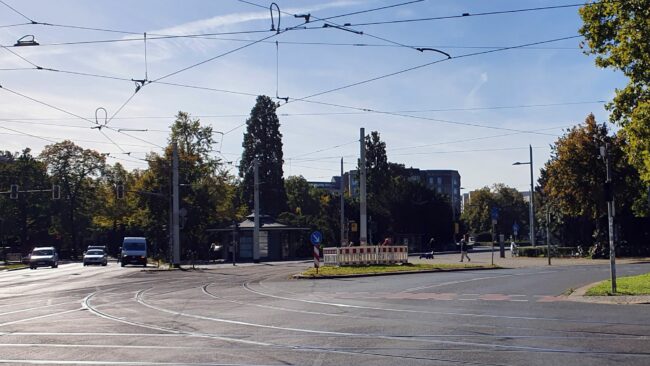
[513,145,535,247]
[599,143,616,293]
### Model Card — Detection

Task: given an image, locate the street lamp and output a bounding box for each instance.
[513,145,535,247]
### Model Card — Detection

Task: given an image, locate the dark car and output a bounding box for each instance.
[29,247,59,269]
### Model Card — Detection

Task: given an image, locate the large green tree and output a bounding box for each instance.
[139,112,236,260]
[0,149,52,254]
[539,114,643,246]
[40,141,106,257]
[239,95,288,217]
[579,1,650,183]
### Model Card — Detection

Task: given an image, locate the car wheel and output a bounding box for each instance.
[102,262,107,266]
[120,261,125,267]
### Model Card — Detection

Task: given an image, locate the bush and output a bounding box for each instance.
[517,246,579,257]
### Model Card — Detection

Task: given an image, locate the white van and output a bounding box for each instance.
[121,237,147,267]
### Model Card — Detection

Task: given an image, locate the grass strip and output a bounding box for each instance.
[586,272,650,296]
[300,263,495,277]
[0,264,28,270]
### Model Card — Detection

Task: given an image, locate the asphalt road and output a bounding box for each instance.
[0,258,649,366]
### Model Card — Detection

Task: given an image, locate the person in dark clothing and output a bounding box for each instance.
[420,237,435,259]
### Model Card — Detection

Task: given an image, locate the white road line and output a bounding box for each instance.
[135,288,631,355]
[0,360,277,365]
[83,292,273,347]
[0,308,81,327]
[241,280,650,326]
[0,300,80,317]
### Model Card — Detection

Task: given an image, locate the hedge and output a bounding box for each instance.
[516,246,579,257]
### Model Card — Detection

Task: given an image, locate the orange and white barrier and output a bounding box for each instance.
[322,246,408,266]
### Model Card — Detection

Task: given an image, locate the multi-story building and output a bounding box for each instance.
[339,168,462,219]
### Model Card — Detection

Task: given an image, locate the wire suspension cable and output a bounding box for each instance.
[0,0,35,23]
[288,35,582,105]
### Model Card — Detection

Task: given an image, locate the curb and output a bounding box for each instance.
[565,281,650,305]
[293,265,503,279]
[3,266,29,272]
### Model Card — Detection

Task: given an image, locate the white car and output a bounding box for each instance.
[29,247,59,269]
[83,249,108,266]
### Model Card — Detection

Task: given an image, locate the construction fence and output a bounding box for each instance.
[322,246,408,266]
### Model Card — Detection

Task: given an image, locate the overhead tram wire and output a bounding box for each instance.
[321,2,597,27]
[236,0,426,54]
[297,98,559,136]
[284,34,582,106]
[0,0,34,22]
[287,139,359,160]
[0,100,607,121]
[0,84,163,148]
[0,33,580,50]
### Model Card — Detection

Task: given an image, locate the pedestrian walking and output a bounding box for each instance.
[420,237,435,259]
[459,235,471,262]
[510,240,518,257]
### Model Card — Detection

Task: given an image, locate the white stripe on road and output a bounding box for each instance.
[0,308,81,327]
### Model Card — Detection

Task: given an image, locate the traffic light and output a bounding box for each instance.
[116,183,125,199]
[52,184,61,200]
[9,185,18,199]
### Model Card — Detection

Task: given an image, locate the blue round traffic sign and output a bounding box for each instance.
[310,231,323,245]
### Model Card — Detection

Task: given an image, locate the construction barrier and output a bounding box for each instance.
[321,246,408,266]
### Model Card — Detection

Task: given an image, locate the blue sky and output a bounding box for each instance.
[0,0,626,192]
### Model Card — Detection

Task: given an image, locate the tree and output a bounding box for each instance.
[239,95,288,217]
[40,141,106,258]
[579,1,650,183]
[539,114,643,246]
[460,184,528,240]
[0,149,51,254]
[138,112,236,260]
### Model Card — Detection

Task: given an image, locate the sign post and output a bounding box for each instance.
[310,231,323,273]
[490,208,499,266]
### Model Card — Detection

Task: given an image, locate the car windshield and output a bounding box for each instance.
[123,242,145,251]
[86,250,104,255]
[32,249,53,256]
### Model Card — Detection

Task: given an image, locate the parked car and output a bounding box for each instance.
[29,247,59,269]
[83,249,108,266]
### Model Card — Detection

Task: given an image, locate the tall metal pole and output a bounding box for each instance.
[546,207,551,265]
[529,145,535,247]
[604,145,616,293]
[253,158,260,262]
[359,128,367,245]
[172,142,180,267]
[340,157,345,246]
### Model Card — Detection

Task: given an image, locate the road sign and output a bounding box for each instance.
[490,207,499,221]
[310,231,323,245]
[512,222,519,236]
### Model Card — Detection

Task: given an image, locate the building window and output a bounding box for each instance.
[437,187,442,193]
[437,177,442,185]
[428,177,434,184]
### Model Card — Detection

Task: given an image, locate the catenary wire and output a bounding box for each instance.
[0,0,35,23]
[0,84,163,148]
[331,3,596,27]
[236,0,422,52]
[294,98,559,136]
[286,35,582,105]
[0,35,581,50]
[0,101,607,122]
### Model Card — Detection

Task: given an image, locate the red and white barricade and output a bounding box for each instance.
[322,245,408,266]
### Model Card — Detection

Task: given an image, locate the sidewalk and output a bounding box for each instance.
[410,247,650,268]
